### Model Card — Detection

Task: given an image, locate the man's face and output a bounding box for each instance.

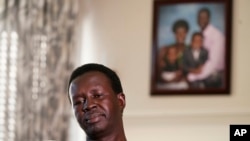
[198,11,209,30]
[175,27,187,44]
[191,35,203,50]
[69,71,125,137]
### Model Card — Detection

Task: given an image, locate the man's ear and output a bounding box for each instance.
[117,93,126,113]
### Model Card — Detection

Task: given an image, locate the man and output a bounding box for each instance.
[68,63,126,141]
[188,8,225,88]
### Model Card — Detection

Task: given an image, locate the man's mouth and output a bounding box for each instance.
[84,113,105,124]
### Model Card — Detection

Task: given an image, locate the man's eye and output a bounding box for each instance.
[73,101,81,106]
[73,100,84,106]
[93,94,102,98]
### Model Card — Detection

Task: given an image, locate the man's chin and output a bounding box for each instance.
[84,123,108,138]
[81,119,107,135]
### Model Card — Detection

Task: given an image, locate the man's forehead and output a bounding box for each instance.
[199,11,209,16]
[69,71,112,92]
[69,82,103,97]
[72,71,110,83]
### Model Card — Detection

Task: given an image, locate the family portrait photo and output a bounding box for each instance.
[151,0,232,95]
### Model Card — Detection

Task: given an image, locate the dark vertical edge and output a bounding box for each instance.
[150,1,158,95]
[225,0,233,94]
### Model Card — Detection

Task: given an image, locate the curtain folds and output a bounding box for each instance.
[0,0,80,140]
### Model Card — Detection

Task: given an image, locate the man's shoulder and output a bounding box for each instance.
[204,24,224,37]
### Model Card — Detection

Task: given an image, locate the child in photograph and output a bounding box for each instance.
[159,46,188,90]
[183,32,208,88]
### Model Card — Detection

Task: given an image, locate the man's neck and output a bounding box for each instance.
[201,23,209,32]
[87,134,126,141]
[86,126,126,141]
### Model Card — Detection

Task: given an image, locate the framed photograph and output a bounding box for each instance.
[150,0,232,95]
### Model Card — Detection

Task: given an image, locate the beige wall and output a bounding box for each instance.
[72,0,250,140]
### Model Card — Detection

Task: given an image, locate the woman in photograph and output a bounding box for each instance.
[157,19,189,89]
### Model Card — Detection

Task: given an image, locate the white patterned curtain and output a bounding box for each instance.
[0,0,80,141]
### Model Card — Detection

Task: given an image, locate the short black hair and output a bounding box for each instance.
[198,8,210,18]
[68,63,123,102]
[172,19,189,33]
[192,32,203,41]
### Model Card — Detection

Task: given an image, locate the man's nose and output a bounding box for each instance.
[82,98,96,112]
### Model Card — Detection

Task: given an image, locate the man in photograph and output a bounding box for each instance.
[187,8,225,88]
[68,63,127,141]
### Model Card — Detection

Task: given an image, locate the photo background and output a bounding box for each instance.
[158,3,225,48]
